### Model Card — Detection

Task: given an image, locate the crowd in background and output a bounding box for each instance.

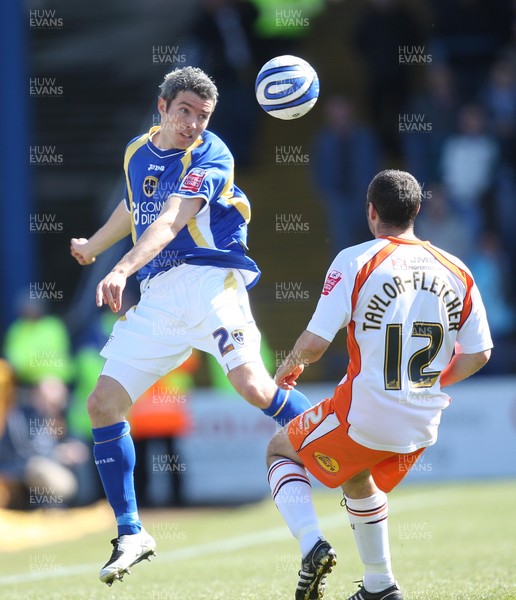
[0,293,204,510]
[313,0,516,376]
[1,0,515,510]
[177,0,516,376]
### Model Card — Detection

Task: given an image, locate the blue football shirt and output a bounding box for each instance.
[123,126,260,288]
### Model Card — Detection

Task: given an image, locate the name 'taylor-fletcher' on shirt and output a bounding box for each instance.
[363,270,463,332]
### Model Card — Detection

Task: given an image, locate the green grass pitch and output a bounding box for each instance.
[1,480,515,599]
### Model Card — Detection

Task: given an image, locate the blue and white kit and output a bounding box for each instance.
[101,127,263,399]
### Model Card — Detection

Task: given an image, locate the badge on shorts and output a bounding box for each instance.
[231,329,245,345]
[314,452,340,473]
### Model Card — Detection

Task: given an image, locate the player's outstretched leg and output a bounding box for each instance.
[99,528,157,586]
[227,363,312,426]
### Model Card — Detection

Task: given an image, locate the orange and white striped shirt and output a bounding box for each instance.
[307,236,493,453]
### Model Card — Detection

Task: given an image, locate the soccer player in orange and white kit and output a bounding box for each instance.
[266,170,492,600]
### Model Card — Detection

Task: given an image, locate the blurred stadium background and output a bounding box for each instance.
[1,0,516,596]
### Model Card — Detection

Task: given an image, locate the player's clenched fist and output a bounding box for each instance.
[70,238,96,265]
[96,270,127,313]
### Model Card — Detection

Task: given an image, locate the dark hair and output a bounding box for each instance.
[159,67,219,109]
[367,169,421,228]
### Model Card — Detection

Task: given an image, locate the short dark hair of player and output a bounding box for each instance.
[159,67,219,110]
[367,169,422,228]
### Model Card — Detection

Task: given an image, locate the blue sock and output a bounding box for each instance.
[262,388,312,426]
[92,421,141,536]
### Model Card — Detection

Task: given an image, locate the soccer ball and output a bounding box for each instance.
[255,55,320,120]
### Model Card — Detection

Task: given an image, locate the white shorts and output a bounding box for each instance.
[100,263,262,401]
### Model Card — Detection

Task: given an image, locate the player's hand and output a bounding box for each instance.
[275,363,305,390]
[70,238,96,265]
[96,270,127,313]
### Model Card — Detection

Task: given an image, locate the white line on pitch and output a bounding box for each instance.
[0,492,445,586]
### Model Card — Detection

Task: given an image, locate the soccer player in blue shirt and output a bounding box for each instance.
[70,66,312,585]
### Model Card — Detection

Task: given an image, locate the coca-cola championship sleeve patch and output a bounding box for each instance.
[179,168,208,193]
[322,270,343,296]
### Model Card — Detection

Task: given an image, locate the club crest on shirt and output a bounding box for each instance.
[322,270,342,296]
[143,175,159,197]
[314,452,340,473]
[179,168,207,193]
[231,329,245,345]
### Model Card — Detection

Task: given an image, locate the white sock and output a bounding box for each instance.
[268,459,323,557]
[344,491,395,593]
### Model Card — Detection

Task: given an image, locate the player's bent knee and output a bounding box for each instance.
[87,377,131,426]
[266,429,299,467]
[86,388,109,422]
[341,470,377,498]
[266,435,282,466]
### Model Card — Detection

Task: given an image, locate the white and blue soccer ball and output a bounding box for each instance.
[255,55,320,120]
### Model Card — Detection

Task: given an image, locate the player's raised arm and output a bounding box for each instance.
[275,330,330,390]
[95,194,203,312]
[70,199,131,266]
